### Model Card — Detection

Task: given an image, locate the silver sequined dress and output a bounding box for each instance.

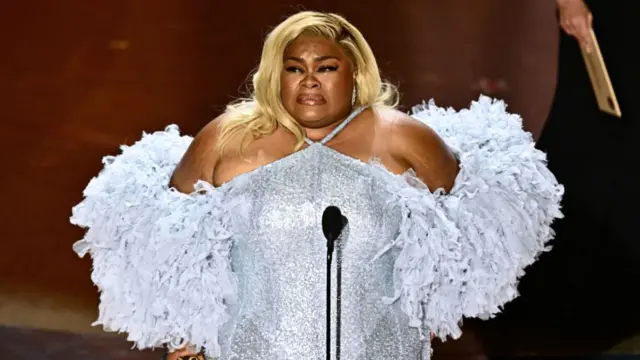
[218,108,423,359]
[71,97,564,360]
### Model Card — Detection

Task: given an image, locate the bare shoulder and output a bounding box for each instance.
[372,107,439,141]
[371,107,447,156]
[373,107,459,192]
[169,114,227,193]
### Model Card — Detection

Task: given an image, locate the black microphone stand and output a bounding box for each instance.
[326,239,334,360]
[323,206,347,360]
[336,234,343,360]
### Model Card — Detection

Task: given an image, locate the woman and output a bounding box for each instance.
[71,11,563,360]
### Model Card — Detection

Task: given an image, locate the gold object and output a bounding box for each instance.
[580,29,622,118]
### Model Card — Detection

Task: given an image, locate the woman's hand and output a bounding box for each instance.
[557,0,593,52]
[165,346,206,360]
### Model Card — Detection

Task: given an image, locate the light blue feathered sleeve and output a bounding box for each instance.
[70,125,249,357]
[377,96,564,341]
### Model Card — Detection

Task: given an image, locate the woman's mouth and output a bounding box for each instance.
[297,94,326,105]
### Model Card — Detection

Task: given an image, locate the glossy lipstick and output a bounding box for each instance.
[297,94,326,105]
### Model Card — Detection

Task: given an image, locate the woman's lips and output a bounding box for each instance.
[297,94,326,105]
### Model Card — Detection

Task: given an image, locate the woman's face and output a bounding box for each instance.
[281,35,355,129]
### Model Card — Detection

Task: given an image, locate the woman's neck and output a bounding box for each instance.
[302,107,357,142]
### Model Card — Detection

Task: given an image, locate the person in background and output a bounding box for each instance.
[483,0,636,356]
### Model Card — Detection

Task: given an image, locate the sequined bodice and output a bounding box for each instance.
[217,109,425,359]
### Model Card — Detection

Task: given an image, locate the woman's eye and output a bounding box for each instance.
[285,66,303,73]
[318,66,338,72]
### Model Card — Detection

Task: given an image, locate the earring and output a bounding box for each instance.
[351,87,357,106]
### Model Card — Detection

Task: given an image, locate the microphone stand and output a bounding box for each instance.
[336,235,343,360]
[326,239,334,360]
[322,206,347,360]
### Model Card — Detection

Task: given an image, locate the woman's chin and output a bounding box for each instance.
[292,106,328,125]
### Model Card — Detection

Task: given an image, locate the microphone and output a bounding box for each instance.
[322,205,346,253]
[322,205,347,360]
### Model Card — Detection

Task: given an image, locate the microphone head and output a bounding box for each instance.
[322,205,344,242]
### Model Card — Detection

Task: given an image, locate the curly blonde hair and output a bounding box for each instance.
[216,11,399,154]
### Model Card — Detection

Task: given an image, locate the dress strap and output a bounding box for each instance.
[304,106,367,145]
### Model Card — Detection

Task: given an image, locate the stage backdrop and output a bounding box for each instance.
[0,0,558,334]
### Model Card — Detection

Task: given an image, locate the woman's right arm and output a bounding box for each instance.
[170,117,222,193]
[163,117,223,359]
[72,115,238,358]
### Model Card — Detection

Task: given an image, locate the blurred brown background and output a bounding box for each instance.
[0,0,564,358]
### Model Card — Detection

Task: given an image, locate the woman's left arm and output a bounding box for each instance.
[388,113,459,193]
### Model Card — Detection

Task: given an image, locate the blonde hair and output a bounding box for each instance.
[216,11,399,154]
